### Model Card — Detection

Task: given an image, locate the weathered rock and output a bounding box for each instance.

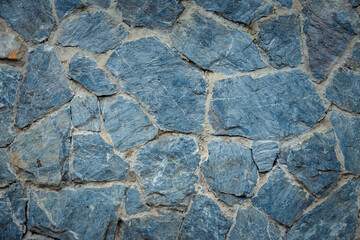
[288,180,359,240]
[181,195,232,239]
[23,233,54,240]
[301,0,360,82]
[258,14,301,69]
[252,141,279,172]
[54,0,84,21]
[330,112,360,174]
[252,167,314,226]
[72,133,130,183]
[280,130,341,198]
[106,37,207,133]
[202,140,258,205]
[0,149,16,187]
[28,185,126,240]
[117,0,184,30]
[15,44,73,128]
[134,135,201,210]
[57,12,128,53]
[100,95,157,152]
[0,64,21,147]
[71,95,101,132]
[209,70,326,140]
[345,42,360,72]
[11,108,71,185]
[125,185,149,215]
[273,0,292,8]
[342,0,360,6]
[0,0,56,43]
[0,24,25,60]
[86,0,111,8]
[194,0,273,25]
[229,205,285,240]
[69,53,119,96]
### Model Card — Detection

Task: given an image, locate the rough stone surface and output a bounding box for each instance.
[125,185,149,215]
[252,141,279,172]
[86,0,111,8]
[15,44,73,128]
[58,12,128,53]
[0,149,16,187]
[345,42,360,72]
[54,0,84,21]
[209,70,326,140]
[100,95,157,152]
[71,95,101,132]
[202,140,258,205]
[134,135,201,210]
[0,27,25,60]
[273,0,292,8]
[171,11,266,75]
[252,167,314,227]
[106,37,207,133]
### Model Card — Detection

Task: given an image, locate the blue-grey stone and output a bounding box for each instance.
[209,70,326,140]
[202,140,258,205]
[194,0,274,25]
[71,95,101,132]
[273,0,292,8]
[117,0,184,30]
[86,0,111,8]
[72,133,130,183]
[258,14,301,69]
[342,0,360,6]
[0,0,56,43]
[229,205,285,240]
[0,28,25,60]
[345,42,360,71]
[11,108,71,185]
[280,130,341,198]
[69,53,119,96]
[119,211,183,240]
[125,185,149,215]
[100,95,157,152]
[171,11,266,75]
[181,195,232,240]
[54,0,84,21]
[0,64,21,147]
[57,12,128,53]
[330,112,360,174]
[252,167,314,227]
[252,141,279,172]
[15,44,73,128]
[134,135,201,210]
[301,0,360,82]
[106,37,207,133]
[23,234,54,240]
[288,180,359,240]
[28,184,126,240]
[326,69,360,113]
[0,149,16,187]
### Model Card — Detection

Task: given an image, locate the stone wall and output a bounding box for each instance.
[0,0,359,239]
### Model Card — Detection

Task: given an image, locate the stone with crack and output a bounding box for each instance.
[71,95,101,132]
[125,185,149,215]
[54,0,84,21]
[0,149,17,187]
[252,141,279,172]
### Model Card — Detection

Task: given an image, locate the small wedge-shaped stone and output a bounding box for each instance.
[125,185,149,215]
[0,149,16,187]
[252,141,279,172]
[71,95,101,132]
[15,44,73,128]
[54,0,84,21]
[171,11,266,75]
[345,42,360,72]
[58,11,128,53]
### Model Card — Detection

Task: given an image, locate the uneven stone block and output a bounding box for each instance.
[0,149,16,187]
[345,42,360,72]
[86,0,111,8]
[125,185,149,215]
[71,95,101,132]
[54,0,84,21]
[252,141,279,172]
[0,26,25,60]
[273,0,292,8]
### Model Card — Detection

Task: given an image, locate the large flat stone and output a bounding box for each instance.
[54,0,84,21]
[71,95,101,132]
[0,149,16,187]
[106,37,207,133]
[125,185,149,215]
[252,141,279,172]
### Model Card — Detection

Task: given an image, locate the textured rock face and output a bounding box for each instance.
[86,0,111,8]
[273,0,292,8]
[54,0,84,21]
[252,141,279,172]
[71,95,101,132]
[0,149,16,186]
[125,185,149,215]
[345,42,360,72]
[0,26,25,60]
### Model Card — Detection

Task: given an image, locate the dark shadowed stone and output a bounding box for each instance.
[0,149,16,187]
[0,24,25,60]
[252,141,279,172]
[71,95,101,132]
[0,0,56,43]
[125,185,149,215]
[345,42,360,72]
[69,53,119,96]
[28,184,126,240]
[86,0,111,8]
[11,108,71,185]
[181,195,232,240]
[15,45,73,128]
[119,211,183,239]
[57,12,128,53]
[229,205,286,240]
[100,95,157,152]
[117,0,184,30]
[258,14,301,69]
[170,11,266,75]
[202,140,258,205]
[209,70,326,140]
[0,64,21,147]
[330,112,360,174]
[194,0,273,25]
[72,133,130,183]
[280,130,341,198]
[301,0,360,82]
[273,0,292,8]
[252,167,314,227]
[54,0,84,21]
[134,135,201,210]
[288,180,359,240]
[106,37,207,133]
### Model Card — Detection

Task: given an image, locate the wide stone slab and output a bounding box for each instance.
[125,185,149,215]
[106,37,207,133]
[209,70,326,140]
[71,95,101,132]
[134,135,201,210]
[15,44,73,128]
[170,11,266,75]
[252,141,279,172]
[0,149,16,187]
[54,0,84,21]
